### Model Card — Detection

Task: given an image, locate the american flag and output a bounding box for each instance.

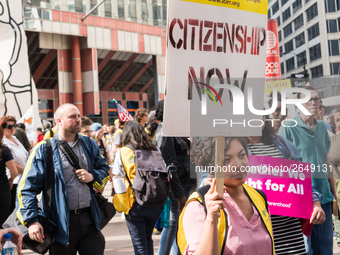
[112,99,134,122]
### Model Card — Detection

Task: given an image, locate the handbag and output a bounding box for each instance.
[57,138,116,229]
[3,139,57,254]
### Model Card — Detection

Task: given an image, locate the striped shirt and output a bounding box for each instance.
[248,142,306,255]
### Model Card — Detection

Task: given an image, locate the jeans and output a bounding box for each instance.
[125,202,162,255]
[158,185,195,255]
[305,201,333,255]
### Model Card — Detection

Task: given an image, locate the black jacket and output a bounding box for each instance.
[153,123,194,198]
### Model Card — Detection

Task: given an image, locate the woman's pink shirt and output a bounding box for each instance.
[182,192,272,255]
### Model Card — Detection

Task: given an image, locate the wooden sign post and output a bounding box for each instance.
[215,136,225,195]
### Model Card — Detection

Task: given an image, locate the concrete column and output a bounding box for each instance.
[71,37,83,115]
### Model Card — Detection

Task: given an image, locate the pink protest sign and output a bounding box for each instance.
[245,155,313,219]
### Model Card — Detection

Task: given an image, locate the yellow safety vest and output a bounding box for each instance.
[113,129,123,140]
[112,147,136,215]
[177,184,275,255]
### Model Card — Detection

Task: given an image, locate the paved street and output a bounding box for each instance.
[22,184,340,255]
[22,184,161,255]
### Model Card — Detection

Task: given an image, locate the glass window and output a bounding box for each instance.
[281,0,289,7]
[281,62,285,74]
[141,0,148,21]
[305,0,310,3]
[284,40,294,53]
[327,20,338,33]
[294,15,304,31]
[90,0,98,16]
[75,0,84,13]
[295,32,305,48]
[278,31,282,42]
[286,57,295,72]
[309,43,322,62]
[293,0,302,13]
[310,65,323,78]
[272,1,280,14]
[268,9,272,18]
[277,16,281,27]
[162,0,167,26]
[328,40,340,56]
[297,51,306,67]
[283,23,293,37]
[129,0,137,21]
[38,99,54,119]
[42,9,51,20]
[283,8,291,22]
[127,101,139,116]
[307,23,319,41]
[330,62,340,75]
[306,3,318,22]
[325,0,336,12]
[118,0,125,19]
[104,0,112,17]
[108,100,121,117]
[280,46,283,56]
[152,1,161,26]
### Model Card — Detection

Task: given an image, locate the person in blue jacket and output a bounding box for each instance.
[16,103,110,255]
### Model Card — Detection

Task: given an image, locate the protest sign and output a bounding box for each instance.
[264,79,297,119]
[245,155,313,219]
[18,105,37,143]
[163,0,268,137]
[265,19,281,82]
[0,0,41,129]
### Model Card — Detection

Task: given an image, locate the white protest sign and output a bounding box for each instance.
[0,0,41,131]
[18,105,37,143]
[163,0,269,136]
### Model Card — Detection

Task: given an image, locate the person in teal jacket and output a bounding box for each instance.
[16,104,110,255]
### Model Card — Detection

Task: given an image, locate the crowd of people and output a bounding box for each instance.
[1,85,340,255]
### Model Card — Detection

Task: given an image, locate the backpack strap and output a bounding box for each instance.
[195,185,211,214]
[44,139,53,218]
[180,185,228,255]
[120,147,134,189]
[254,188,269,212]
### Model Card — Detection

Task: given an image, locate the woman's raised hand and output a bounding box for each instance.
[204,179,225,223]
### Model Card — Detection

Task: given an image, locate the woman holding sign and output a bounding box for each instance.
[247,116,325,255]
[177,137,275,255]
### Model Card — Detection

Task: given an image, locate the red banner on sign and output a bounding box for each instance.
[265,19,281,81]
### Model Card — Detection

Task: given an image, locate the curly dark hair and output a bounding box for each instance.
[191,137,248,167]
[122,121,157,151]
[134,108,148,123]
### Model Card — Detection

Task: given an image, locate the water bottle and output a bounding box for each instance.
[160,198,171,228]
[1,233,18,255]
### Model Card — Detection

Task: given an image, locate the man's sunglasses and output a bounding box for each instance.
[5,124,15,130]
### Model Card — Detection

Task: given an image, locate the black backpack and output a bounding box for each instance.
[124,145,169,207]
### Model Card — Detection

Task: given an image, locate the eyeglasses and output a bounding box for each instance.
[5,124,15,130]
[308,97,320,104]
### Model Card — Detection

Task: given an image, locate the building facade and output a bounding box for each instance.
[268,0,340,108]
[23,0,167,124]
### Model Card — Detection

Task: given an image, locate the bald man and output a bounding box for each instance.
[16,103,110,255]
